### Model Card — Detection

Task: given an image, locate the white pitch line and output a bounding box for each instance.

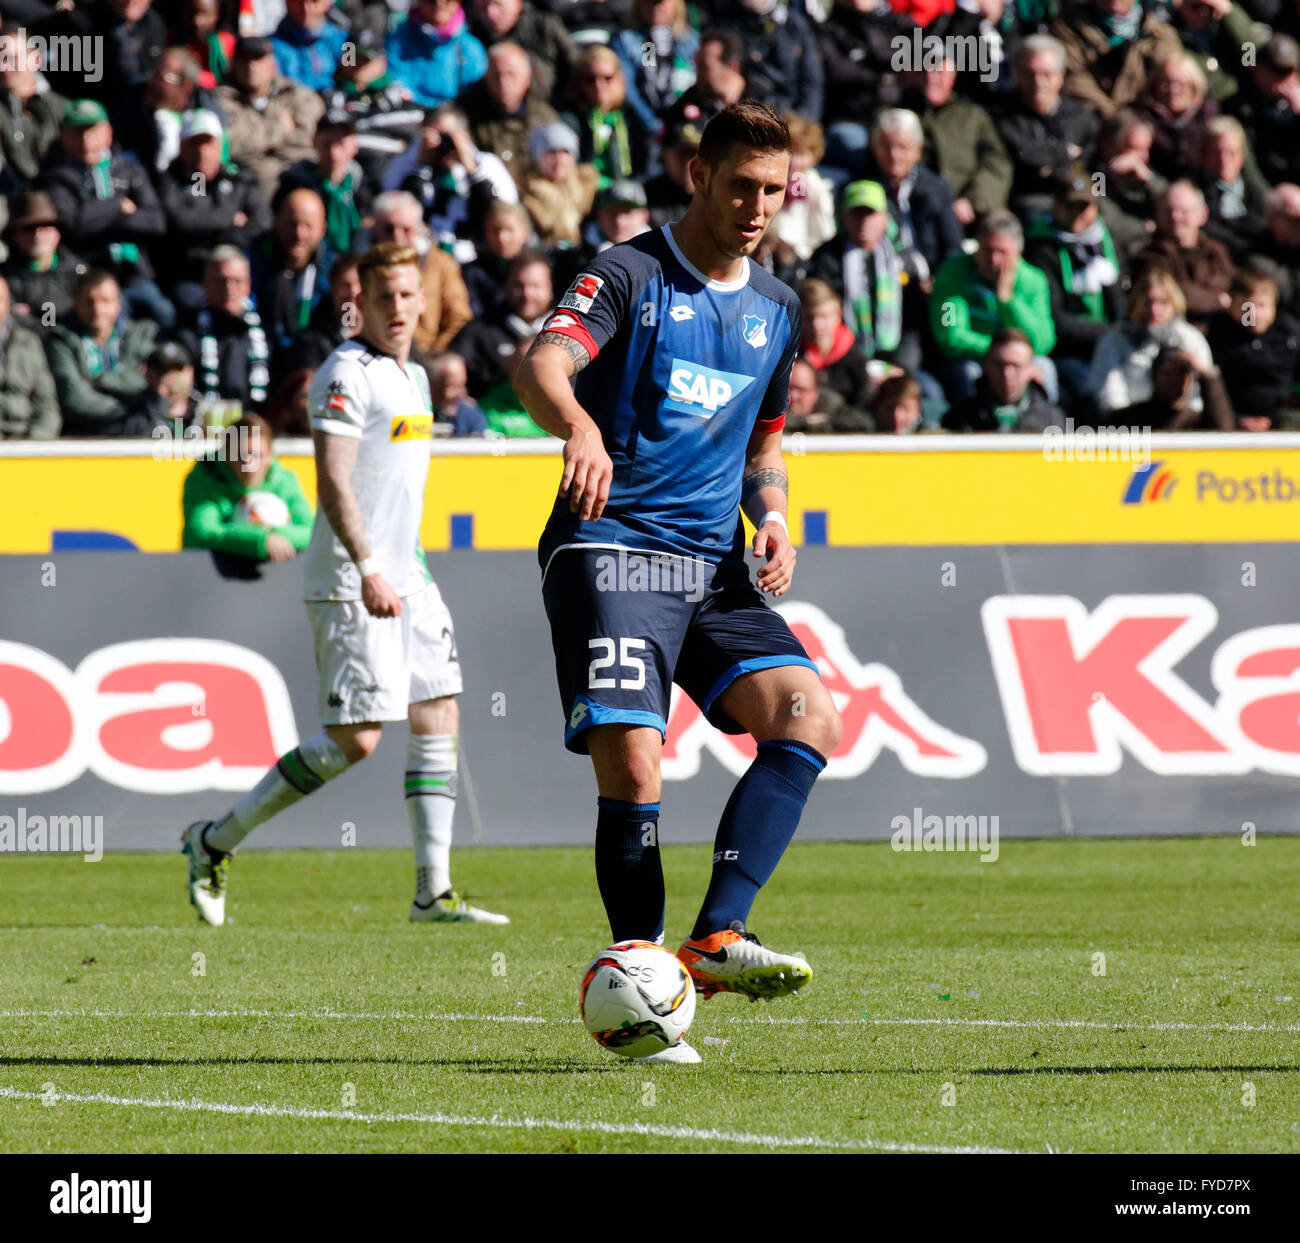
[725,1016,1300,1034]
[0,1009,547,1024]
[0,1086,1019,1155]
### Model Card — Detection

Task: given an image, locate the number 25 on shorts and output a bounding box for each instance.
[588,637,647,690]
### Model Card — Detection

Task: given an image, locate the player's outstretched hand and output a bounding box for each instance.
[362,571,402,619]
[560,422,613,522]
[753,521,796,597]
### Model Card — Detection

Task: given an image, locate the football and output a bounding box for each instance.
[236,490,291,529]
[579,940,696,1058]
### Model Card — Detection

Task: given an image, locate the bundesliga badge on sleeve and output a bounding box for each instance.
[559,273,605,314]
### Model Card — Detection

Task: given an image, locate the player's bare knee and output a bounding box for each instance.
[329,725,382,763]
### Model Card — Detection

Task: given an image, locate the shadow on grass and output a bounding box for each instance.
[0,1055,619,1074]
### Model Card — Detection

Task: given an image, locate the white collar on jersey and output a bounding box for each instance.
[662,223,750,292]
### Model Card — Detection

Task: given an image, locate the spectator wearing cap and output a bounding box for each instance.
[470,0,580,105]
[36,98,172,328]
[1228,34,1300,187]
[644,119,697,228]
[1093,110,1166,262]
[216,37,325,201]
[457,41,560,190]
[555,178,652,286]
[461,199,534,314]
[1050,0,1180,121]
[1169,0,1257,105]
[943,328,1068,433]
[396,104,519,251]
[323,25,424,183]
[661,30,746,139]
[900,59,1013,229]
[175,246,273,414]
[278,109,370,258]
[859,109,963,287]
[521,121,597,247]
[122,340,201,434]
[798,279,872,414]
[930,211,1057,405]
[1135,180,1237,329]
[0,24,65,190]
[721,0,823,121]
[785,356,874,434]
[449,248,552,396]
[159,108,272,302]
[613,0,698,133]
[807,181,917,377]
[560,45,653,182]
[1206,265,1300,429]
[44,268,157,435]
[271,0,350,95]
[0,272,59,439]
[817,0,910,174]
[370,190,474,353]
[249,186,330,357]
[388,0,490,109]
[1197,116,1269,262]
[997,35,1102,221]
[427,350,489,435]
[182,413,315,576]
[1,191,87,330]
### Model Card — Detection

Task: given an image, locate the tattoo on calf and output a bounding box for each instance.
[742,467,789,503]
[532,330,591,376]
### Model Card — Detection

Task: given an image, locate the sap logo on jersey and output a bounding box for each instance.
[663,358,754,418]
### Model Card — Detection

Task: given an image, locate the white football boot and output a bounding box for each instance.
[181,820,229,927]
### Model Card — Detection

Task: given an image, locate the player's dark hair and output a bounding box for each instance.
[698,101,791,168]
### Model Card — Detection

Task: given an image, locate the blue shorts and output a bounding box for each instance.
[541,545,819,754]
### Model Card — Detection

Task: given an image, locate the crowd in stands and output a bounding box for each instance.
[3,0,1300,444]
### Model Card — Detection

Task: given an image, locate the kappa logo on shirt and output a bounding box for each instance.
[326,379,347,411]
[559,272,604,314]
[390,415,433,441]
[663,358,755,418]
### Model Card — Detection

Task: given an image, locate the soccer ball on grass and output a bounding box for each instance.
[580,940,696,1058]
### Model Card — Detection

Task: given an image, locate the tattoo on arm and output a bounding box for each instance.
[313,430,369,564]
[741,466,789,506]
[530,330,591,378]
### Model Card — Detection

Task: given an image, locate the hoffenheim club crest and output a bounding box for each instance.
[742,314,768,349]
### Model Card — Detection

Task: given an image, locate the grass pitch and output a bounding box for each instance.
[1,837,1297,1154]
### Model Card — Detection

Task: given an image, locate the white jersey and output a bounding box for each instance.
[302,338,435,602]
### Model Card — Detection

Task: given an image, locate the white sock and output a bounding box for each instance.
[406,733,457,900]
[206,732,352,853]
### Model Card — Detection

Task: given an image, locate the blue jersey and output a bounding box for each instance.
[537,224,800,572]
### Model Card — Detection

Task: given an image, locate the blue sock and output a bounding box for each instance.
[594,798,664,943]
[691,741,827,941]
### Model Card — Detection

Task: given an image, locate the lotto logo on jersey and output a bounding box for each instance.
[559,272,604,314]
[663,359,755,418]
[390,415,433,442]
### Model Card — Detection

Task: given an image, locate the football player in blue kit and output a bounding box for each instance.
[515,102,843,1060]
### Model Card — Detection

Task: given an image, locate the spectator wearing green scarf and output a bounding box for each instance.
[277,109,370,261]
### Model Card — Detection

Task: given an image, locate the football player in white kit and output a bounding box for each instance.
[182,242,509,928]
